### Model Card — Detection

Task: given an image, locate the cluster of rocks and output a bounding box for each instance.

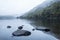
[10,25,31,36]
[7,25,50,37]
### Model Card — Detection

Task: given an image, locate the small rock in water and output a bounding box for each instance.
[12,30,31,36]
[32,29,35,31]
[7,26,11,28]
[35,28,50,32]
[18,25,24,30]
[18,26,23,30]
[44,29,50,32]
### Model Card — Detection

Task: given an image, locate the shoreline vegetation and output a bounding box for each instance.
[17,0,60,39]
[18,0,60,20]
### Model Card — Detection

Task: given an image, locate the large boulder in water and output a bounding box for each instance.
[12,30,31,36]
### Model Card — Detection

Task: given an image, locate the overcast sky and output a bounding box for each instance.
[0,0,46,16]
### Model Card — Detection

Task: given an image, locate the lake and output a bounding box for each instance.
[0,19,57,40]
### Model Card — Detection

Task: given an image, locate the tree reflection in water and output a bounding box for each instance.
[30,19,60,39]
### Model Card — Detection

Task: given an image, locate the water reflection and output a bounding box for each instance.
[30,19,60,39]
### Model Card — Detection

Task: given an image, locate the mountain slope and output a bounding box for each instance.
[18,0,59,19]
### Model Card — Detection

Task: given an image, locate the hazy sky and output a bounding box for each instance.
[0,0,46,15]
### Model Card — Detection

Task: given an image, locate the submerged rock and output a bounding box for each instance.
[32,27,50,32]
[7,26,11,28]
[12,30,31,36]
[36,28,50,32]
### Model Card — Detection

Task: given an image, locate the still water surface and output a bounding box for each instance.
[0,19,57,40]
